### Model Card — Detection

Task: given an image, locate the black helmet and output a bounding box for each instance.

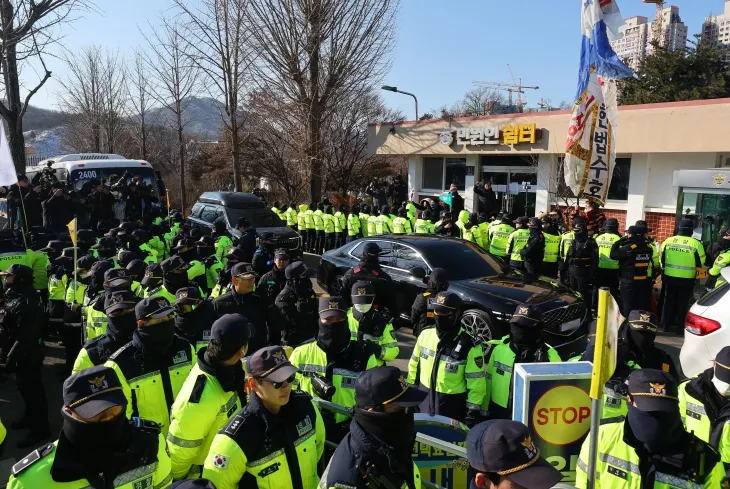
[317,202,325,211]
[397,207,407,217]
[3,264,33,287]
[604,218,619,231]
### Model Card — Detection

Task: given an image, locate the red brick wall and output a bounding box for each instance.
[644,212,676,243]
[603,209,627,233]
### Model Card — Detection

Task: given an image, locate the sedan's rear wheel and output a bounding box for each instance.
[330,274,345,296]
[461,309,497,343]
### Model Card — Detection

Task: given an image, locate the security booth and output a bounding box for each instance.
[673,168,730,258]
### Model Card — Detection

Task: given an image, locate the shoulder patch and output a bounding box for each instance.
[12,443,54,476]
[224,414,246,436]
[189,374,208,403]
[108,342,133,361]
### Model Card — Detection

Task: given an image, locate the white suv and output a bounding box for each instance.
[680,268,730,378]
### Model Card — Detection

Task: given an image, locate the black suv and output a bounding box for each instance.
[187,192,302,258]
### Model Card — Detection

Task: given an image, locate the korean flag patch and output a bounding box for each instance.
[212,453,229,469]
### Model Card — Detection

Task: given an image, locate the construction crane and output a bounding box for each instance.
[644,0,665,48]
[472,80,539,113]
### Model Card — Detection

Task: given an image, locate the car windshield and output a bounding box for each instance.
[70,167,159,196]
[225,208,284,228]
[420,240,501,280]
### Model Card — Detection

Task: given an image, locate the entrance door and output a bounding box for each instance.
[480,168,537,217]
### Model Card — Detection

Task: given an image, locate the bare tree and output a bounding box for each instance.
[247,0,399,201]
[0,0,91,173]
[450,87,508,116]
[141,18,200,212]
[127,50,154,160]
[174,0,250,192]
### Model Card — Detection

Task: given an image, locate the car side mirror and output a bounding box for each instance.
[410,266,426,280]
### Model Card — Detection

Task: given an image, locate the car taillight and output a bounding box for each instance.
[685,312,721,336]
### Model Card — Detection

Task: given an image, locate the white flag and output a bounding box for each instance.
[0,123,18,187]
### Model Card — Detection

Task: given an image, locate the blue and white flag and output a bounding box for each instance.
[565,0,634,205]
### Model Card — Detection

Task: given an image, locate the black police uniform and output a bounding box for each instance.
[434,213,461,237]
[174,287,216,351]
[275,261,318,347]
[213,289,280,355]
[237,223,258,263]
[78,291,140,370]
[257,265,288,306]
[340,243,395,313]
[521,218,545,284]
[410,268,448,338]
[618,311,679,381]
[567,226,598,313]
[610,230,654,317]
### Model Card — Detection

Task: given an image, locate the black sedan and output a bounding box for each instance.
[317,235,589,359]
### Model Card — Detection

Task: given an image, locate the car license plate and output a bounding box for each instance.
[560,318,581,332]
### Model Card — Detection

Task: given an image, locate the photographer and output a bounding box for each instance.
[6,176,29,230]
[42,182,73,233]
[88,178,115,228]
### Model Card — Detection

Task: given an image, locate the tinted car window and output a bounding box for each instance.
[225,208,284,228]
[200,205,219,223]
[697,282,730,306]
[190,203,205,219]
[350,240,396,267]
[421,240,499,279]
[393,243,429,272]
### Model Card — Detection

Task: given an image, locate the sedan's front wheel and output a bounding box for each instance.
[461,309,498,343]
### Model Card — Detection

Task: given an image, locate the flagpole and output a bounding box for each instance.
[586,287,610,489]
[17,189,29,249]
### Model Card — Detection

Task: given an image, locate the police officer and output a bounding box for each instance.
[257,248,289,305]
[210,248,246,299]
[147,256,196,301]
[285,202,298,231]
[196,236,223,295]
[47,244,72,338]
[347,204,362,242]
[127,259,146,297]
[321,366,426,489]
[0,264,49,447]
[359,203,371,238]
[213,218,233,264]
[559,216,583,286]
[339,242,396,313]
[62,254,95,376]
[173,238,208,293]
[434,210,460,237]
[7,365,172,489]
[488,214,515,257]
[304,202,316,252]
[467,420,562,489]
[168,314,248,480]
[367,207,379,237]
[520,217,545,283]
[251,233,273,277]
[414,209,435,234]
[289,297,379,441]
[410,268,448,337]
[611,225,654,317]
[376,205,393,235]
[105,297,196,435]
[313,202,326,252]
[323,205,336,251]
[483,304,560,420]
[275,261,318,347]
[213,262,279,354]
[73,290,140,373]
[347,281,399,365]
[236,217,257,262]
[391,207,413,234]
[566,220,598,313]
[334,204,347,248]
[90,235,117,263]
[174,287,216,352]
[660,218,706,333]
[707,242,730,290]
[407,291,486,425]
[576,369,726,488]
[83,260,115,342]
[140,262,163,297]
[593,218,621,303]
[203,346,325,489]
[540,215,561,278]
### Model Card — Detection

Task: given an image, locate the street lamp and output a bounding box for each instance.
[381,85,419,120]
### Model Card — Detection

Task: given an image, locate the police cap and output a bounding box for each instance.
[161,256,191,274]
[225,247,247,263]
[63,365,128,419]
[231,262,256,278]
[428,291,462,314]
[319,296,347,319]
[509,304,543,327]
[196,235,215,248]
[604,218,619,230]
[131,229,150,242]
[274,248,290,259]
[77,255,96,270]
[76,229,97,245]
[141,263,163,287]
[116,250,137,268]
[351,280,375,305]
[635,220,651,232]
[104,268,131,288]
[528,217,542,229]
[91,236,117,250]
[627,310,658,333]
[172,238,196,253]
[40,240,66,254]
[284,261,308,280]
[627,369,678,413]
[120,222,136,233]
[628,225,645,236]
[362,242,381,258]
[175,286,202,306]
[355,366,427,408]
[91,260,114,278]
[247,345,297,383]
[135,296,175,321]
[211,314,250,358]
[60,247,79,260]
[714,347,730,384]
[678,219,694,231]
[514,216,529,226]
[467,419,562,489]
[236,217,250,228]
[104,290,139,314]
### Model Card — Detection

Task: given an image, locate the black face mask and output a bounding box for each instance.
[353,407,416,460]
[510,324,543,350]
[628,328,656,352]
[435,314,459,340]
[626,404,685,454]
[136,319,176,355]
[720,238,730,251]
[106,312,137,342]
[316,320,351,354]
[294,279,311,297]
[97,248,115,259]
[62,409,128,457]
[575,230,588,241]
[178,250,196,263]
[197,247,213,259]
[164,271,188,292]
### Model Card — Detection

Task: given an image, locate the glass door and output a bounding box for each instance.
[480,168,537,217]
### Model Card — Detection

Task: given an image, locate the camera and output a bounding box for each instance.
[310,375,336,401]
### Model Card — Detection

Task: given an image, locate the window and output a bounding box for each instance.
[190,203,205,219]
[350,240,396,267]
[445,158,466,191]
[556,157,632,201]
[199,205,219,223]
[422,157,443,190]
[392,243,429,272]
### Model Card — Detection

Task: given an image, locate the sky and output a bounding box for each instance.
[26,0,718,118]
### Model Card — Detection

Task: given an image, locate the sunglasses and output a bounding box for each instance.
[260,374,296,389]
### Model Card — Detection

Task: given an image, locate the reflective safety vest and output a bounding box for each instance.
[661,235,706,279]
[64,279,87,327]
[346,309,399,365]
[367,215,379,236]
[406,202,418,226]
[375,215,392,235]
[595,232,621,270]
[313,210,324,231]
[478,222,491,246]
[678,379,713,446]
[131,281,143,298]
[414,219,434,234]
[84,298,108,342]
[473,225,487,249]
[483,336,560,414]
[286,207,298,227]
[305,210,315,230]
[576,419,726,489]
[489,224,515,257]
[601,361,641,420]
[215,236,233,264]
[48,274,67,301]
[334,211,345,233]
[323,214,336,234]
[507,229,530,262]
[271,207,283,220]
[359,213,370,237]
[298,205,309,230]
[406,328,486,413]
[144,285,177,303]
[206,259,224,290]
[391,216,412,234]
[709,250,730,279]
[188,260,206,283]
[289,340,379,424]
[30,250,49,291]
[543,232,561,263]
[167,359,244,480]
[7,430,173,489]
[0,418,5,446]
[210,283,231,299]
[560,231,575,261]
[347,213,361,236]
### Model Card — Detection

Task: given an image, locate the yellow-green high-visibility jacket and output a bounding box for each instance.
[359,213,370,237]
[202,391,325,489]
[678,377,714,446]
[298,205,309,230]
[7,425,173,489]
[391,216,412,234]
[286,207,298,227]
[48,273,67,301]
[289,339,379,423]
[84,294,108,342]
[347,213,361,237]
[543,232,561,263]
[188,260,206,283]
[334,211,345,233]
[215,236,233,265]
[576,418,725,489]
[145,284,178,303]
[660,235,706,279]
[171,222,181,237]
[141,237,165,264]
[488,224,515,257]
[478,222,491,244]
[305,209,315,231]
[376,214,392,235]
[483,336,560,417]
[167,353,245,480]
[507,228,530,262]
[474,225,487,249]
[648,240,660,277]
[205,259,224,290]
[64,279,87,327]
[313,210,324,232]
[0,417,5,446]
[595,232,621,270]
[407,328,486,417]
[323,213,336,234]
[414,219,435,234]
[709,250,730,288]
[29,250,49,291]
[163,232,174,257]
[105,336,196,437]
[367,215,378,236]
[560,231,576,261]
[346,309,399,365]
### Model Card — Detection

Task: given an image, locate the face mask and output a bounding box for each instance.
[354,303,372,314]
[628,328,656,352]
[98,249,115,259]
[435,314,459,339]
[106,312,137,341]
[197,247,213,259]
[136,318,176,355]
[164,271,188,291]
[712,375,730,397]
[317,321,350,354]
[626,403,684,454]
[510,324,543,350]
[353,408,416,458]
[62,408,128,456]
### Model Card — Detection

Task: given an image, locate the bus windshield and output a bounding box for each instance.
[70,167,159,197]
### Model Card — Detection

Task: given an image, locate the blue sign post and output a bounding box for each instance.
[513,362,593,485]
